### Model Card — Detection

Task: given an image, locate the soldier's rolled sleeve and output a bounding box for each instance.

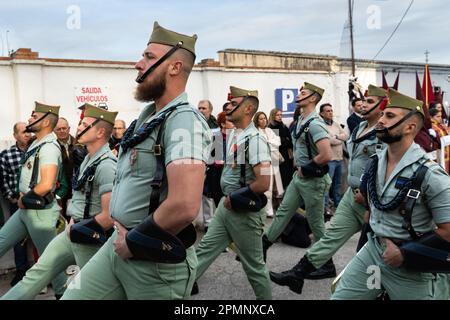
[164,110,212,165]
[309,122,329,144]
[96,159,117,195]
[248,135,271,166]
[39,143,61,166]
[423,166,450,224]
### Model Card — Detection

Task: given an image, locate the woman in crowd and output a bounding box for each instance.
[430,107,450,173]
[254,111,284,217]
[268,108,294,191]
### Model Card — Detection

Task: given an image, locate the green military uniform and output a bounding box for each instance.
[2,105,118,300]
[305,85,386,269]
[0,102,66,295]
[63,95,209,300]
[266,83,331,243]
[332,89,450,300]
[195,86,272,300]
[61,22,210,300]
[306,121,382,268]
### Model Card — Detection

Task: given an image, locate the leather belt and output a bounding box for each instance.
[375,236,406,247]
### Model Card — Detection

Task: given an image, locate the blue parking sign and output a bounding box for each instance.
[275,88,298,118]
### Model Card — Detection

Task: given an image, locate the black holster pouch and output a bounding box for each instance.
[400,232,450,273]
[301,161,329,178]
[21,190,54,210]
[70,217,113,245]
[229,186,268,212]
[125,214,197,263]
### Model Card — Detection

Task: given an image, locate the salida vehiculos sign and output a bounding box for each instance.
[74,86,109,106]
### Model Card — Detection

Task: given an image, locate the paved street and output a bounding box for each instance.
[0,218,358,300]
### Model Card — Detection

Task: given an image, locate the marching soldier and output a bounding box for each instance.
[0,102,66,298]
[332,89,450,300]
[61,22,211,300]
[193,86,272,300]
[2,104,118,300]
[262,83,332,264]
[270,84,387,293]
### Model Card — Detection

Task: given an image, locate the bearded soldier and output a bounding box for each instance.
[332,89,450,300]
[61,22,211,300]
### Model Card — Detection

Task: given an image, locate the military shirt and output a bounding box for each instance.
[346,121,384,189]
[110,93,211,228]
[370,143,450,240]
[67,143,116,221]
[220,123,271,195]
[19,132,61,194]
[292,111,329,167]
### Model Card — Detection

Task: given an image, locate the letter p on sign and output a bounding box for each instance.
[275,88,298,114]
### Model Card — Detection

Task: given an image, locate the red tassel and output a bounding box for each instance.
[379,98,388,110]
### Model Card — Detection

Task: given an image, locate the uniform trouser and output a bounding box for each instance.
[61,231,197,300]
[0,207,66,295]
[1,231,100,300]
[266,172,331,243]
[9,202,29,272]
[332,233,446,300]
[306,188,366,269]
[195,197,272,300]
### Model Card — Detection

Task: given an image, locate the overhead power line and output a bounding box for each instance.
[372,0,414,61]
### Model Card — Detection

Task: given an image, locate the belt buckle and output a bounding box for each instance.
[406,189,420,199]
[153,145,162,156]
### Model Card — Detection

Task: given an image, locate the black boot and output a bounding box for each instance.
[269,256,316,294]
[262,234,273,262]
[304,258,336,280]
[191,281,199,296]
[10,270,26,287]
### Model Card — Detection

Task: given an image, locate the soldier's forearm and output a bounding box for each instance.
[32,182,54,196]
[95,212,114,230]
[249,176,270,194]
[435,223,450,242]
[153,197,200,235]
[313,152,332,166]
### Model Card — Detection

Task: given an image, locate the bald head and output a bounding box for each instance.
[54,117,71,142]
[113,119,127,139]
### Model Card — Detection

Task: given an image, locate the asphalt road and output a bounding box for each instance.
[0,218,358,300]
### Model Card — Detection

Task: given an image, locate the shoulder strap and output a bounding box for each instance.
[28,141,60,190]
[83,155,117,219]
[360,154,378,208]
[293,117,315,140]
[239,137,250,187]
[399,162,429,240]
[302,118,316,160]
[147,108,180,215]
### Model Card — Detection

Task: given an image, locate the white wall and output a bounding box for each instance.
[2,57,449,145]
[188,69,350,126]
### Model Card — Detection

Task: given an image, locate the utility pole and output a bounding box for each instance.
[348,0,355,77]
[6,30,10,55]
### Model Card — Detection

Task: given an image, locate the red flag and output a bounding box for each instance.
[422,64,436,107]
[381,69,389,89]
[393,71,400,90]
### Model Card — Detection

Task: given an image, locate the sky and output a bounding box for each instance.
[1,0,449,65]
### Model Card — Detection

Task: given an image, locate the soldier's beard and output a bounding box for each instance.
[25,123,39,133]
[375,126,402,144]
[135,71,166,103]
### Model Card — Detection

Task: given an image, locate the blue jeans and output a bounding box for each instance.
[325,160,343,208]
[9,203,29,272]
